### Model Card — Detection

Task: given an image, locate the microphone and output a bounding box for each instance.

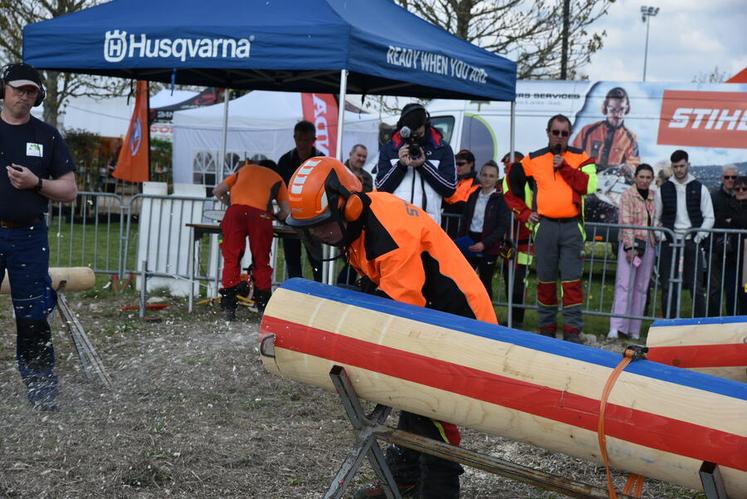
[553,143,562,169]
[400,126,412,139]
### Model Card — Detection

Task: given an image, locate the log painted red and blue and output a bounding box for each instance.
[647,316,747,383]
[260,279,747,496]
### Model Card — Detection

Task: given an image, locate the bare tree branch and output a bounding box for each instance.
[396,0,614,80]
[0,0,129,128]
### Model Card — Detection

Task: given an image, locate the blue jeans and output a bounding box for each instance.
[0,222,57,391]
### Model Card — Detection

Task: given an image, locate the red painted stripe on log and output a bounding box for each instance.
[262,316,747,472]
[647,344,747,368]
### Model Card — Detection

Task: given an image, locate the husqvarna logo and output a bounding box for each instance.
[104,30,128,62]
[103,30,252,63]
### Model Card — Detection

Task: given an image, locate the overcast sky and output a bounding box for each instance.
[584,0,747,82]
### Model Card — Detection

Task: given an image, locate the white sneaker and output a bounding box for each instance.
[607,330,618,339]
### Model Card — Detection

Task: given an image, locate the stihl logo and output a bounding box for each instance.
[658,90,747,149]
[669,108,747,130]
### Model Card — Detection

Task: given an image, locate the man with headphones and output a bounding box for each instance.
[0,63,78,411]
[376,103,456,226]
[286,156,496,499]
[572,86,639,172]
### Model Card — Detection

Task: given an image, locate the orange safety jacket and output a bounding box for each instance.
[224,164,288,212]
[346,191,497,324]
[506,146,597,222]
[572,121,638,168]
[444,175,480,208]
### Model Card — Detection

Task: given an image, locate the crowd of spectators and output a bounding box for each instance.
[216,107,747,339]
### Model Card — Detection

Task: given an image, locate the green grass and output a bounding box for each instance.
[45,219,691,337]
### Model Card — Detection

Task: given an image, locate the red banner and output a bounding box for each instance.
[657,90,747,149]
[114,81,150,182]
[301,93,339,157]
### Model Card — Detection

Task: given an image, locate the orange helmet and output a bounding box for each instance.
[286,156,363,227]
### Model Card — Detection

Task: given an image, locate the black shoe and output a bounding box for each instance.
[253,289,271,314]
[353,482,416,499]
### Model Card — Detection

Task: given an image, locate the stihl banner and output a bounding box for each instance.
[658,90,747,149]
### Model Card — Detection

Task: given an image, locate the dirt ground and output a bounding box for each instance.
[0,289,696,498]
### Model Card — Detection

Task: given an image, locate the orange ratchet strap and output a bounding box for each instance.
[597,345,648,499]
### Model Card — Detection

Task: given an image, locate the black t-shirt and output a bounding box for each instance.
[276,147,321,184]
[0,116,75,220]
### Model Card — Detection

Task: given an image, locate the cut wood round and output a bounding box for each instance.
[0,267,96,294]
[260,279,747,498]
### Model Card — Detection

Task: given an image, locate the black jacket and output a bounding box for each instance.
[459,189,511,256]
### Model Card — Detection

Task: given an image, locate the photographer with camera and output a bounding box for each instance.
[376,103,456,225]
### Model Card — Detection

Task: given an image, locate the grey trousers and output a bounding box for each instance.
[534,218,585,330]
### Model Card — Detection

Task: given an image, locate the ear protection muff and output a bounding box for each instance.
[397,103,431,129]
[341,194,363,223]
[1,63,46,107]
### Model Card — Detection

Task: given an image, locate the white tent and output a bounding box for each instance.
[171,91,382,185]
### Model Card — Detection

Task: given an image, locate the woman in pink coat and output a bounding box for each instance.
[609,164,656,340]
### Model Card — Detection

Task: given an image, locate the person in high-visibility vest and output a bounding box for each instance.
[504,115,597,343]
[500,152,532,327]
[442,149,480,238]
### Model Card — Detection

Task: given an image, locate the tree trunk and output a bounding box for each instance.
[42,71,60,129]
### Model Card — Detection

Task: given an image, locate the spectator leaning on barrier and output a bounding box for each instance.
[344,143,373,193]
[456,161,511,300]
[213,160,289,319]
[285,156,496,499]
[708,164,740,316]
[608,164,656,340]
[504,115,597,343]
[655,149,714,318]
[376,103,456,225]
[500,151,530,327]
[276,120,323,282]
[442,149,479,237]
[0,63,78,411]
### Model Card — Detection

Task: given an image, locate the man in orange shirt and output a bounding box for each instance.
[505,115,597,342]
[213,160,289,318]
[286,156,496,499]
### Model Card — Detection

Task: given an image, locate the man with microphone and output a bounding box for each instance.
[504,114,597,342]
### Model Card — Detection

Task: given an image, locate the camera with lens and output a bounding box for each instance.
[400,126,423,160]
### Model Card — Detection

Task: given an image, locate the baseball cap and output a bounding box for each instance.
[4,64,42,90]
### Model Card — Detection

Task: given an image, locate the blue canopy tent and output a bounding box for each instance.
[23,0,518,286]
[23,0,516,101]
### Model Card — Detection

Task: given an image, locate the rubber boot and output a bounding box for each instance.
[538,324,557,339]
[219,286,238,321]
[563,325,584,344]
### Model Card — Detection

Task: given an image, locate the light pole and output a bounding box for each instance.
[641,5,660,82]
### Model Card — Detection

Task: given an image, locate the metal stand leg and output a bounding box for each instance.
[324,365,401,499]
[699,462,728,499]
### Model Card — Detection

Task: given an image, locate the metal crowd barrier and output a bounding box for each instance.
[46,192,747,325]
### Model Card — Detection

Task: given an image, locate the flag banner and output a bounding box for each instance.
[114,80,149,182]
[301,93,338,157]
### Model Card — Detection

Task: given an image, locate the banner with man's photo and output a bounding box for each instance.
[428,80,747,225]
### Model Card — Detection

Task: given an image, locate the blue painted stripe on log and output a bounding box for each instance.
[280,278,747,401]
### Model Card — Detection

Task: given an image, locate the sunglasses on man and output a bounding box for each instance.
[723,175,737,180]
[550,129,570,137]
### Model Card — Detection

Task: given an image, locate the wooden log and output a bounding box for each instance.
[646,316,747,383]
[0,267,96,294]
[260,279,747,497]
